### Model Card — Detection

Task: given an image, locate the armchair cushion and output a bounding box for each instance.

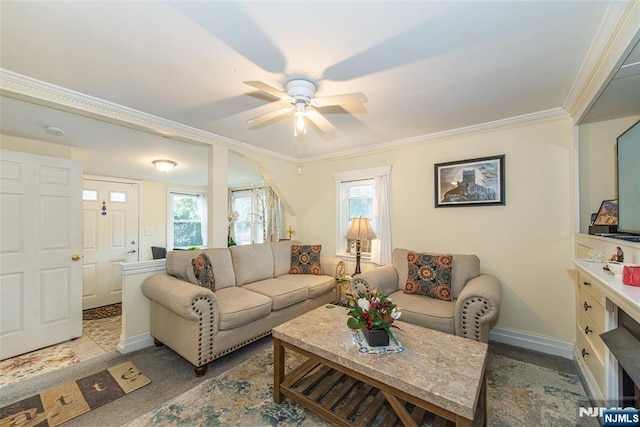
[404,252,452,301]
[290,244,322,275]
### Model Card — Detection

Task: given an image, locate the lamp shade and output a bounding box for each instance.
[345,217,376,241]
[152,159,176,172]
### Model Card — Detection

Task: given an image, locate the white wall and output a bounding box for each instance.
[297,117,577,342]
[578,115,640,233]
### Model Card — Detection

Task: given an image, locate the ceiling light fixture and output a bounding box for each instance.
[152,159,177,173]
[294,102,307,136]
[44,125,65,136]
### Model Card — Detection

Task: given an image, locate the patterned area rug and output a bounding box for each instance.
[127,348,593,426]
[83,315,122,352]
[0,345,80,388]
[0,361,150,427]
[83,303,122,320]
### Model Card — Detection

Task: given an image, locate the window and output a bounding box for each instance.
[230,186,282,245]
[334,166,392,265]
[168,191,207,249]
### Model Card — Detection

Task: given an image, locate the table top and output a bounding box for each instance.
[272,304,488,420]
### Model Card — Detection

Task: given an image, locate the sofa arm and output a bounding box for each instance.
[351,265,399,296]
[321,256,346,278]
[141,274,218,322]
[454,274,502,343]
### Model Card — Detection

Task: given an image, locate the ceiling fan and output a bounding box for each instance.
[243,78,367,136]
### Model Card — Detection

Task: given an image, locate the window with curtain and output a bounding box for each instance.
[168,191,207,249]
[334,166,392,265]
[230,186,282,245]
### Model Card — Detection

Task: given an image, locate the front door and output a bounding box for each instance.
[82,178,139,310]
[0,150,83,359]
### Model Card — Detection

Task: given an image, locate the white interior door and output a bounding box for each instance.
[82,179,139,310]
[0,150,83,359]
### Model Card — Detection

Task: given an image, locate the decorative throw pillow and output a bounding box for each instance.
[187,252,215,291]
[290,244,322,275]
[404,251,452,301]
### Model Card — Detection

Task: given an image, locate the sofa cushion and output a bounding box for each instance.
[242,278,308,311]
[213,287,272,330]
[290,244,322,275]
[392,249,480,299]
[230,244,274,286]
[166,248,236,290]
[388,291,455,334]
[187,252,215,291]
[270,240,300,277]
[404,252,452,301]
[278,274,336,299]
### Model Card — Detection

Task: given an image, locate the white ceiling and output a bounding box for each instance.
[1,1,638,187]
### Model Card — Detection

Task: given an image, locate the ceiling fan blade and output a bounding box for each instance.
[306,110,336,134]
[243,81,289,101]
[247,107,292,126]
[311,92,368,108]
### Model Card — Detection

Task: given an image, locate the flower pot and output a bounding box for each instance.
[362,328,389,347]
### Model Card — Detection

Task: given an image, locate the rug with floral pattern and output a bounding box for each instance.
[0,345,80,388]
[127,347,596,427]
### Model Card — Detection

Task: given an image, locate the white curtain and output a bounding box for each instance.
[197,192,208,247]
[371,173,391,265]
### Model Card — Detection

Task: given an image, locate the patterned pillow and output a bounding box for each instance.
[187,252,215,291]
[404,251,452,301]
[290,245,322,275]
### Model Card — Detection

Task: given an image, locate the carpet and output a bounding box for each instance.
[0,361,150,427]
[126,347,592,427]
[83,303,122,320]
[0,344,80,388]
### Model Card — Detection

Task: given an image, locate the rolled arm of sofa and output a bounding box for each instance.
[351,265,399,296]
[141,274,218,322]
[454,273,502,343]
[321,256,346,278]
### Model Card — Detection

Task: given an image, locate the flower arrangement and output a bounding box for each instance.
[346,289,401,345]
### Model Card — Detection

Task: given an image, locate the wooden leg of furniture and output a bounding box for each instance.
[381,391,417,427]
[194,364,208,377]
[153,338,164,347]
[274,337,285,403]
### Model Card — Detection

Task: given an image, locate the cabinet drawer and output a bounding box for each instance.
[578,309,606,359]
[578,271,605,305]
[580,291,604,332]
[576,329,605,393]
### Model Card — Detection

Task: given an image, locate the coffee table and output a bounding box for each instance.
[272,304,488,426]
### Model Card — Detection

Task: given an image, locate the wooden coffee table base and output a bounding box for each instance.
[274,338,486,427]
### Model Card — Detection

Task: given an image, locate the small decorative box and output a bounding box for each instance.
[622,265,640,287]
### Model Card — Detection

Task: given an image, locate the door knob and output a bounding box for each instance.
[127,249,136,254]
[71,254,81,261]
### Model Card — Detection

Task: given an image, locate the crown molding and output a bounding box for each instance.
[564,0,640,124]
[2,69,568,165]
[0,69,299,163]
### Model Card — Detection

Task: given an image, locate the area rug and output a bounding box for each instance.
[83,315,122,352]
[83,303,122,320]
[126,348,591,426]
[0,344,80,388]
[0,361,151,427]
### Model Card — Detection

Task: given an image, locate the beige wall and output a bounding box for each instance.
[0,134,73,158]
[577,115,640,233]
[297,117,577,342]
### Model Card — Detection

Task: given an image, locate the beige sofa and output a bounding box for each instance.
[351,248,501,343]
[141,241,344,375]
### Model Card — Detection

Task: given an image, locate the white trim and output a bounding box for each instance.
[117,331,154,354]
[489,326,575,360]
[121,259,166,275]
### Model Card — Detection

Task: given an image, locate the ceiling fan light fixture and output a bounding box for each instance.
[294,102,307,136]
[152,159,177,173]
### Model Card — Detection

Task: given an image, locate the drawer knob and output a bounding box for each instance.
[582,281,591,287]
[581,348,589,357]
[583,301,591,311]
[584,326,593,334]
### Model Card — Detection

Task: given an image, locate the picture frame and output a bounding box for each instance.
[593,199,618,225]
[434,155,505,207]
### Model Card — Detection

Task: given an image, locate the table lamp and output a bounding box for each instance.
[345,217,376,275]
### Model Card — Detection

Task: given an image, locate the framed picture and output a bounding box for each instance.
[434,155,505,207]
[593,199,618,225]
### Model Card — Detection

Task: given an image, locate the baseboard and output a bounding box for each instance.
[117,332,154,354]
[489,327,575,360]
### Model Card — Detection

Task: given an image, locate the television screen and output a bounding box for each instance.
[617,120,640,235]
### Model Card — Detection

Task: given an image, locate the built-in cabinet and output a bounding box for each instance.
[572,234,640,404]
